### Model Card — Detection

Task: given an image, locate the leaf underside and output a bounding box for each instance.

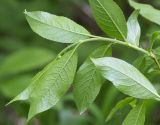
[92,57,160,101]
[129,0,160,26]
[127,10,141,46]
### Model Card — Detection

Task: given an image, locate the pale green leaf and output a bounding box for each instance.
[9,49,78,121]
[73,45,112,113]
[127,10,141,46]
[89,0,127,40]
[0,47,55,76]
[129,0,160,26]
[106,97,134,122]
[25,10,91,43]
[122,102,145,125]
[92,57,160,101]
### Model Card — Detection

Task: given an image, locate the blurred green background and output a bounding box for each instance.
[0,0,160,125]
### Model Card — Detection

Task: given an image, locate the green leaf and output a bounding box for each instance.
[106,97,134,122]
[9,49,78,121]
[122,102,145,125]
[148,70,160,82]
[73,45,112,113]
[129,0,160,26]
[149,31,160,51]
[89,0,127,40]
[92,57,160,101]
[127,10,141,46]
[133,55,155,74]
[154,47,160,57]
[25,10,91,43]
[133,56,146,73]
[0,47,55,76]
[0,74,32,98]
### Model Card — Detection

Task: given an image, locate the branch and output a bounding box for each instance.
[57,36,160,70]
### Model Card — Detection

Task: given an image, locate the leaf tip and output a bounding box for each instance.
[105,118,110,123]
[80,111,85,115]
[5,98,17,107]
[155,95,160,101]
[27,110,35,123]
[90,57,96,63]
[78,106,87,115]
[24,9,27,14]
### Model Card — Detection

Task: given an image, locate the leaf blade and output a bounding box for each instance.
[92,57,160,101]
[127,10,141,46]
[9,49,78,121]
[122,102,145,125]
[149,31,160,51]
[129,0,160,26]
[89,0,127,40]
[25,10,91,43]
[106,97,134,122]
[73,45,112,113]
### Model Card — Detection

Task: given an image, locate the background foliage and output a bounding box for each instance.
[0,0,160,125]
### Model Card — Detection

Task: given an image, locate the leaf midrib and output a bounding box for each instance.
[26,13,92,38]
[96,0,126,40]
[134,103,143,125]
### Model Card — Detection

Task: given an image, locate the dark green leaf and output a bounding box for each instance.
[129,0,160,26]
[25,10,91,43]
[0,47,55,76]
[150,32,160,51]
[127,10,141,46]
[106,97,134,122]
[147,70,160,82]
[92,57,160,101]
[122,102,145,125]
[133,56,146,73]
[73,45,112,113]
[89,0,127,40]
[9,49,78,121]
